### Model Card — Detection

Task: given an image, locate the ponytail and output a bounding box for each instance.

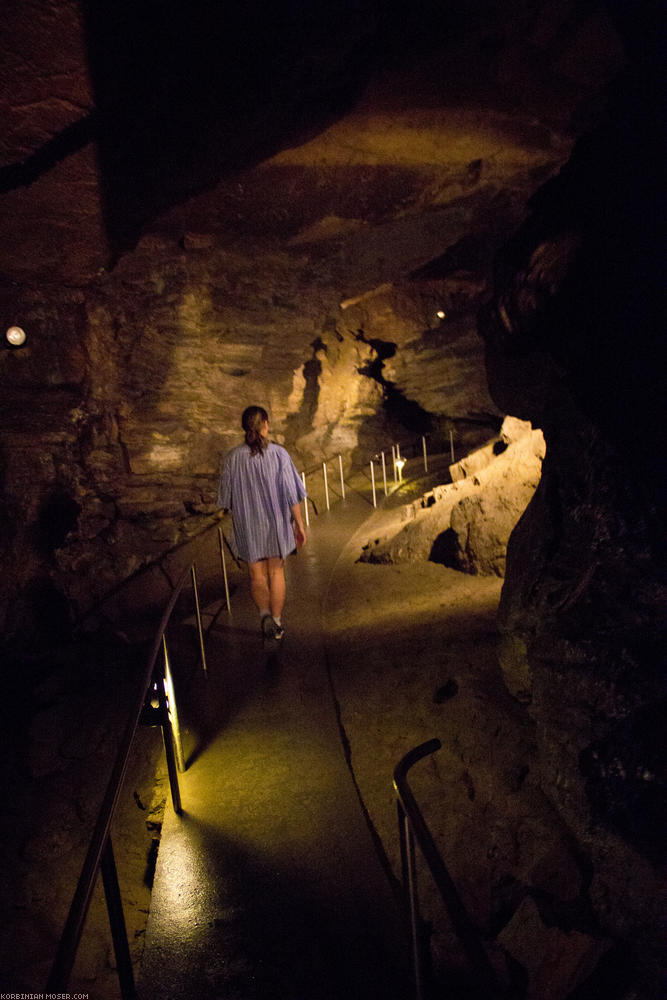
[241,405,269,456]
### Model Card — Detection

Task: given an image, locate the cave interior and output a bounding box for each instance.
[0,1,664,997]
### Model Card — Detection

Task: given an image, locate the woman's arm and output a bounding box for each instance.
[290,501,306,548]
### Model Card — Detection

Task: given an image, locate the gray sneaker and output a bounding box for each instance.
[261,614,277,639]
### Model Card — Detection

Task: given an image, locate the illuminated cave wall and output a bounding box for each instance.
[0,1,627,642]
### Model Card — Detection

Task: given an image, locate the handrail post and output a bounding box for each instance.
[338,453,346,499]
[217,526,231,612]
[394,740,503,999]
[190,563,208,676]
[398,800,425,1000]
[158,648,183,812]
[46,553,198,996]
[323,461,330,510]
[100,834,137,1000]
[301,471,309,526]
[162,635,186,774]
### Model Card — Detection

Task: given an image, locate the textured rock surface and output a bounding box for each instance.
[1,3,662,997]
[327,537,614,1000]
[0,1,624,645]
[360,415,544,574]
[480,32,666,992]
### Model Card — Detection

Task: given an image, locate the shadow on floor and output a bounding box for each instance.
[141,814,412,1000]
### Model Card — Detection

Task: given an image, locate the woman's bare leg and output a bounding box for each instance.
[248,557,286,621]
[248,559,270,614]
[266,557,286,619]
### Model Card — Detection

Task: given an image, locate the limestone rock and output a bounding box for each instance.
[360,417,545,576]
[497,896,609,1000]
[497,634,532,703]
[3,0,621,642]
[28,706,68,779]
[450,438,498,482]
[449,423,545,575]
[483,60,666,989]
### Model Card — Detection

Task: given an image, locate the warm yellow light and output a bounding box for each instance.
[436,310,446,320]
[6,325,26,346]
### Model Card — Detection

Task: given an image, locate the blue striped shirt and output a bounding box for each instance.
[218,441,306,562]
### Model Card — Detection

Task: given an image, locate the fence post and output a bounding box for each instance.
[392,445,397,483]
[217,527,231,613]
[397,803,424,1000]
[100,835,136,1000]
[190,564,208,677]
[338,453,346,499]
[157,642,182,813]
[162,635,186,774]
[449,428,455,463]
[422,435,428,473]
[301,471,309,526]
[370,460,377,508]
[323,461,330,511]
[381,451,388,495]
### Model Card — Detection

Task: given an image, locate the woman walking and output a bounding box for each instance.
[218,406,307,640]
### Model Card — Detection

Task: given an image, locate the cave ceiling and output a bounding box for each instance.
[0,1,631,499]
[1,0,625,292]
[0,1,634,549]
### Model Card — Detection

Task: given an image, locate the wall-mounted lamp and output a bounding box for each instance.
[6,325,27,348]
[436,310,446,321]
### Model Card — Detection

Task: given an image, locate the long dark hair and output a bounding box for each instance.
[242,405,269,456]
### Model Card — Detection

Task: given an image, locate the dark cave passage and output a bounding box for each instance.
[354,327,434,437]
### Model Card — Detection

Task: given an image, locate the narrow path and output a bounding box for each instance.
[139,491,413,999]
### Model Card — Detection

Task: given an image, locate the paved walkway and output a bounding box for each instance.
[138,487,414,999]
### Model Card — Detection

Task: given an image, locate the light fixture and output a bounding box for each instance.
[395,457,406,481]
[6,325,26,347]
[436,310,446,320]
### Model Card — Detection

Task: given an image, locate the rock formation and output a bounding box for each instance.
[0,0,625,647]
[360,415,545,574]
[480,31,666,992]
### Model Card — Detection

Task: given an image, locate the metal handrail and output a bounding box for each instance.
[44,441,464,996]
[46,550,208,997]
[393,739,504,999]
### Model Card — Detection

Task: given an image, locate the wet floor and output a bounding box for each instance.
[138,493,413,999]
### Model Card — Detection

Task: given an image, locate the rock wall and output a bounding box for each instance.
[0,247,504,645]
[480,50,665,992]
[1,0,626,649]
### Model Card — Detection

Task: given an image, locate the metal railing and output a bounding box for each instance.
[393,739,504,1000]
[302,430,452,514]
[45,433,463,997]
[46,552,211,998]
